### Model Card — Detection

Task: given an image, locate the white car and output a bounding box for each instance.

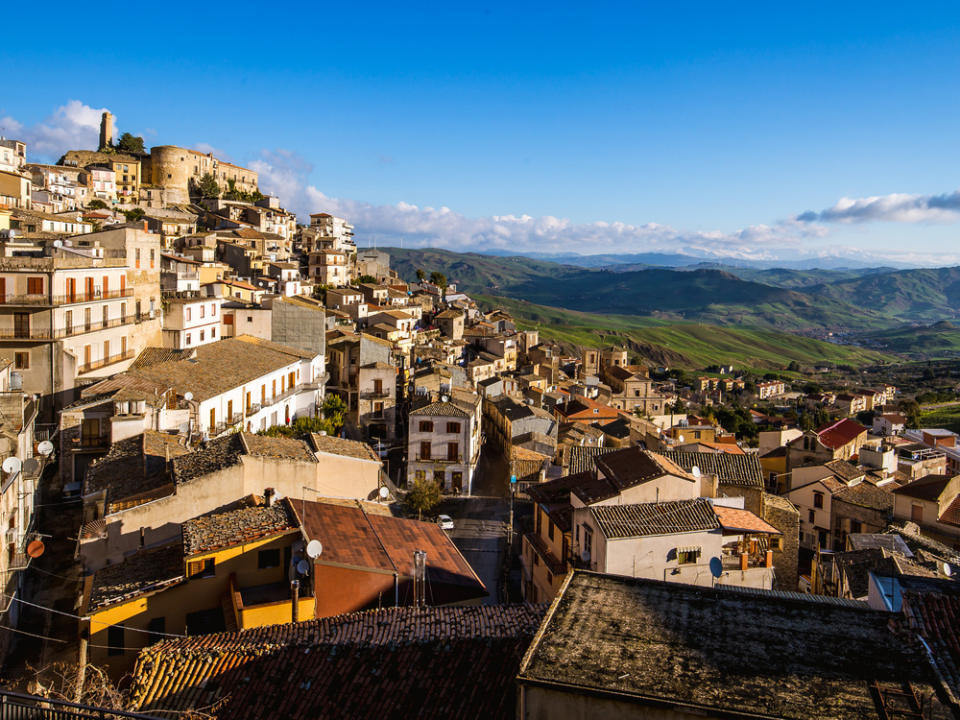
[436,514,455,531]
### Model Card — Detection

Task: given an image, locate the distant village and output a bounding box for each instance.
[0,116,959,719]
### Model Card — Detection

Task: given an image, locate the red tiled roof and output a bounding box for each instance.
[893,474,952,502]
[713,505,781,535]
[816,418,867,450]
[132,604,547,719]
[292,499,486,600]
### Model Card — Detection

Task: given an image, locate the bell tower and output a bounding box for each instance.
[98,111,114,150]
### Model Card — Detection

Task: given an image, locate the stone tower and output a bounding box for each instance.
[98,111,114,151]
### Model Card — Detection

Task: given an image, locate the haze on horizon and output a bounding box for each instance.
[4,1,960,266]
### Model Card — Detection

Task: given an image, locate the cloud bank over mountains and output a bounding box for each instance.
[4,101,960,265]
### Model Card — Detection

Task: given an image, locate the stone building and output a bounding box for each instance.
[143,146,258,205]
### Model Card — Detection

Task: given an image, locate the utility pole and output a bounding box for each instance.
[508,474,516,547]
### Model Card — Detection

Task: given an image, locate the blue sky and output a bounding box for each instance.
[4,1,960,264]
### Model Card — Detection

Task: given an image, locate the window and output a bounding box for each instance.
[911,504,923,523]
[415,470,425,481]
[211,328,216,338]
[27,277,43,295]
[420,441,432,460]
[199,330,205,342]
[188,558,215,578]
[107,625,124,656]
[548,519,555,541]
[200,305,205,319]
[446,422,461,434]
[813,492,824,509]
[147,616,166,645]
[186,307,191,321]
[433,470,445,485]
[582,526,593,560]
[677,547,701,565]
[808,509,815,523]
[210,303,216,316]
[224,314,234,325]
[14,352,28,370]
[185,333,191,345]
[258,549,281,569]
[419,421,434,433]
[850,520,862,534]
[447,442,458,461]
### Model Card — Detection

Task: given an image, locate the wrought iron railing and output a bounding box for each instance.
[0,689,161,719]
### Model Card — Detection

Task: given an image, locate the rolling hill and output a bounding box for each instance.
[385,247,890,331]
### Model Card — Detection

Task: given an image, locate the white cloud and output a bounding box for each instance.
[4,100,112,161]
[796,190,960,224]
[251,148,821,261]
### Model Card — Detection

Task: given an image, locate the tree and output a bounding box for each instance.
[415,268,426,282]
[122,208,145,222]
[259,415,339,438]
[197,173,221,198]
[406,478,441,520]
[429,271,446,288]
[87,199,107,210]
[357,274,377,284]
[116,132,145,154]
[322,394,347,429]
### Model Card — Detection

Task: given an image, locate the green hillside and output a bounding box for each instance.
[386,247,889,331]
[856,320,960,358]
[804,267,960,323]
[475,295,895,371]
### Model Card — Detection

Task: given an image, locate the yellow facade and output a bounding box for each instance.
[85,531,309,675]
[521,504,571,604]
[111,159,141,199]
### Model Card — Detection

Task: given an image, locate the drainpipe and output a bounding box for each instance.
[291,579,300,623]
[394,571,399,606]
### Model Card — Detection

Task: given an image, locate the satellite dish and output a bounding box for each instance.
[306,540,323,559]
[53,239,63,248]
[183,392,194,401]
[296,559,310,575]
[692,466,701,479]
[37,441,54,457]
[709,557,724,578]
[379,486,389,500]
[943,562,954,577]
[26,540,44,559]
[2,457,21,475]
[677,434,685,444]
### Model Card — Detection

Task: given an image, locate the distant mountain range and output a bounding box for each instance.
[478,249,918,271]
[384,247,960,335]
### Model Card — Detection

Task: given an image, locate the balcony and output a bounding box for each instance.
[0,288,134,307]
[77,350,135,374]
[414,455,463,464]
[72,434,110,450]
[0,316,135,341]
[245,402,262,416]
[360,390,391,399]
[524,532,567,576]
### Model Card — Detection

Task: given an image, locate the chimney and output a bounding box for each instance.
[740,553,749,571]
[765,550,774,568]
[264,488,275,507]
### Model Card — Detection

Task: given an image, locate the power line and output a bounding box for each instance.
[0,592,187,639]
[0,624,67,643]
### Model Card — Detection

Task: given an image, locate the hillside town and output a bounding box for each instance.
[0,116,959,719]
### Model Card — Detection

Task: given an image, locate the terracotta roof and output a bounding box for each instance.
[308,433,380,462]
[171,434,245,484]
[824,459,865,484]
[660,451,763,488]
[815,418,867,450]
[234,334,317,360]
[901,588,960,700]
[128,337,304,402]
[567,446,616,475]
[594,447,697,494]
[712,505,781,534]
[518,571,954,720]
[84,433,184,510]
[292,499,485,602]
[128,347,193,369]
[590,499,719,538]
[409,400,469,418]
[131,604,546,718]
[240,433,316,462]
[893,474,952,502]
[833,482,894,514]
[87,542,184,611]
[183,499,298,556]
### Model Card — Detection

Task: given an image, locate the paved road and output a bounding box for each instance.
[439,497,509,604]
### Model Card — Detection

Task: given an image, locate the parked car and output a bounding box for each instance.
[436,514,454,531]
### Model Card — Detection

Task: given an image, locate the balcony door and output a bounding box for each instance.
[66,278,76,303]
[13,313,29,339]
[0,278,6,303]
[85,277,94,301]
